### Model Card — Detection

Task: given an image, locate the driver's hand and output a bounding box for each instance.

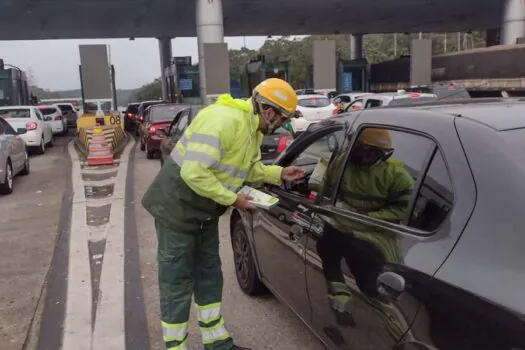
[234,193,256,211]
[281,166,306,182]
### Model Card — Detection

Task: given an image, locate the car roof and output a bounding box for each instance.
[417,102,525,131]
[0,105,32,109]
[298,94,329,100]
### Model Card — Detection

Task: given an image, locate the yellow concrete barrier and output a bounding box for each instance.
[78,125,127,152]
[76,112,124,134]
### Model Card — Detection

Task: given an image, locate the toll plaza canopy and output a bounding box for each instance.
[0,0,502,40]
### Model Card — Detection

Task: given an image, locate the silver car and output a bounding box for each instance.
[0,117,30,195]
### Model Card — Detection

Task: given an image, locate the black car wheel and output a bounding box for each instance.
[0,161,13,195]
[232,219,267,296]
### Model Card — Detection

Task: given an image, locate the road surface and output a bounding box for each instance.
[0,135,324,350]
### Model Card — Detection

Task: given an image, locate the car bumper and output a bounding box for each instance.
[51,122,65,134]
[146,136,163,151]
[20,130,42,146]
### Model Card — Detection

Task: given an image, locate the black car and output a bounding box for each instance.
[230,100,525,350]
[124,102,140,132]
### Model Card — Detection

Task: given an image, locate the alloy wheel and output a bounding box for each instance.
[233,228,250,286]
[6,164,13,190]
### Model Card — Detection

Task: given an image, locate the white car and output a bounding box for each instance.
[344,91,438,111]
[0,106,53,154]
[291,94,336,134]
[38,105,67,135]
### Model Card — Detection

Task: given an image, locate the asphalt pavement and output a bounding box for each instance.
[133,142,324,350]
[0,133,325,350]
[0,133,73,350]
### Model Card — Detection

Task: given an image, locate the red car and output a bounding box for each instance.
[139,103,190,159]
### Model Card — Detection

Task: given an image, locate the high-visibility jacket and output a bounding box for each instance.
[142,94,283,231]
[323,159,415,263]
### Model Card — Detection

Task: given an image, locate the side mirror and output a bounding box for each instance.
[17,128,27,135]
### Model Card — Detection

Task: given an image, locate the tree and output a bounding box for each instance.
[132,78,162,102]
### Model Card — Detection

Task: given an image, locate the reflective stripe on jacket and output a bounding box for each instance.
[141,94,283,231]
[171,94,282,206]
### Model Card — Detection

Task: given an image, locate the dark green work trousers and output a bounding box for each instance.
[156,219,234,350]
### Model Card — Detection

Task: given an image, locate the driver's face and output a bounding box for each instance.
[349,143,385,166]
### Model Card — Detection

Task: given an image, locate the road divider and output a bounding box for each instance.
[76,125,128,166]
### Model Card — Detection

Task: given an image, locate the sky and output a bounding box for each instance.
[0,36,271,91]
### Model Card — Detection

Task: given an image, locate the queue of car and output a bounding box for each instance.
[0,103,73,195]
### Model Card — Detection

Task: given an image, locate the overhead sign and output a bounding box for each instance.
[179,79,193,90]
[174,56,192,66]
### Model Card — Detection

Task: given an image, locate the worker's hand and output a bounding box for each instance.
[281,166,306,182]
[234,193,256,211]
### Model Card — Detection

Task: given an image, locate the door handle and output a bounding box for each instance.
[377,271,405,301]
[289,224,304,242]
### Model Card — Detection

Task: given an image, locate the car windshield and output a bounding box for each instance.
[151,105,187,123]
[298,97,331,108]
[127,104,139,113]
[0,108,31,118]
[39,107,57,115]
[57,104,73,111]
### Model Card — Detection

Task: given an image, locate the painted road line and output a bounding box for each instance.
[63,142,93,350]
[91,138,135,349]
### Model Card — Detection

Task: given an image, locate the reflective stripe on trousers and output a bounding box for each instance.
[196,302,231,345]
[327,281,352,313]
[162,320,189,349]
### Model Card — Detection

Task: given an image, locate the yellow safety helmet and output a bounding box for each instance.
[252,78,298,118]
[359,128,392,149]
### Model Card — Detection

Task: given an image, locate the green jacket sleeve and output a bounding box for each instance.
[179,117,237,207]
[367,164,415,223]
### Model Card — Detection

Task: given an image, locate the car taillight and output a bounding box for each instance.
[277,135,292,154]
[54,115,62,121]
[139,115,144,122]
[148,125,156,133]
[26,122,37,130]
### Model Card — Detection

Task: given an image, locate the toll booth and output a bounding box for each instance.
[241,55,290,96]
[307,58,369,93]
[164,56,200,104]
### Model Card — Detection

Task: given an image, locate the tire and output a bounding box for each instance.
[278,214,286,222]
[231,219,267,296]
[37,137,45,155]
[0,161,14,195]
[19,151,30,176]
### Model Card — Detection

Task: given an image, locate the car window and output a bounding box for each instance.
[176,111,190,132]
[409,150,454,231]
[346,99,364,111]
[298,96,331,108]
[0,119,15,135]
[151,105,187,123]
[0,108,31,119]
[57,104,73,111]
[39,107,58,115]
[35,109,43,120]
[365,99,383,109]
[334,127,435,226]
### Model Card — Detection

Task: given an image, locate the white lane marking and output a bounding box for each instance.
[91,138,135,349]
[63,141,93,350]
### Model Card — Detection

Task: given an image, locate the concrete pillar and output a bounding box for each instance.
[312,40,337,91]
[502,0,525,45]
[410,39,432,87]
[158,37,172,101]
[196,0,229,104]
[350,34,363,60]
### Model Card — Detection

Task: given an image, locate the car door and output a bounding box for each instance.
[250,125,346,325]
[304,109,475,350]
